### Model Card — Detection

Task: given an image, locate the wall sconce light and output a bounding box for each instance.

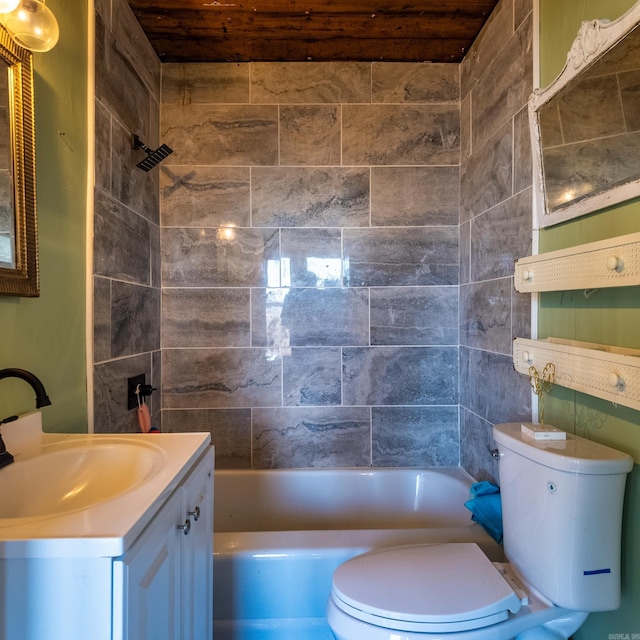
[0,0,59,53]
[0,0,20,13]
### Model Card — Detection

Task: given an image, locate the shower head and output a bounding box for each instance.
[131,133,173,172]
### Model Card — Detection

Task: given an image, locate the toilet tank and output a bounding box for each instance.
[493,423,633,612]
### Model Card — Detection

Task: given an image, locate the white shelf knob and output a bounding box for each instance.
[522,269,533,282]
[608,372,625,389]
[606,256,625,272]
[522,351,533,365]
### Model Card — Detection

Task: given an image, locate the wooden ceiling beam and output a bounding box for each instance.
[127,0,500,63]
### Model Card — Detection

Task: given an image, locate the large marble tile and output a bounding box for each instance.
[94,189,151,284]
[512,288,531,343]
[152,350,162,428]
[371,166,459,226]
[95,100,111,194]
[112,0,160,99]
[111,118,159,223]
[111,281,161,358]
[515,0,533,31]
[470,188,532,282]
[460,408,499,483]
[471,13,532,148]
[619,69,640,131]
[279,105,341,166]
[280,228,343,287]
[513,106,532,195]
[460,0,514,98]
[542,132,640,213]
[161,63,250,104]
[343,346,458,406]
[163,408,252,469]
[93,354,152,433]
[459,347,531,426]
[161,227,279,287]
[538,103,563,149]
[343,105,460,165]
[344,228,459,287]
[163,348,282,409]
[557,75,625,144]
[283,347,342,406]
[150,221,161,288]
[252,407,371,468]
[162,288,250,348]
[251,62,371,104]
[460,92,472,161]
[94,0,110,29]
[160,166,250,228]
[93,276,111,363]
[251,288,369,347]
[372,406,459,466]
[252,167,369,227]
[459,221,471,286]
[372,63,459,104]
[95,12,156,140]
[370,286,458,346]
[161,104,278,165]
[460,121,512,222]
[459,279,512,355]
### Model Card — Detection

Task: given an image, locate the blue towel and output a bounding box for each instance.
[464,481,503,544]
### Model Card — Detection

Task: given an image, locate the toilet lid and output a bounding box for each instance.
[331,543,525,633]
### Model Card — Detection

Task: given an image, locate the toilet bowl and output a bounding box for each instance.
[327,543,588,640]
[327,423,633,640]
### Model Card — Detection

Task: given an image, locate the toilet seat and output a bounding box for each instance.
[330,543,527,633]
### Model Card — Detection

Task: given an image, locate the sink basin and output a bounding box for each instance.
[0,440,166,519]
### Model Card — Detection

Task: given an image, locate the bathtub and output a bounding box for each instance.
[213,467,503,640]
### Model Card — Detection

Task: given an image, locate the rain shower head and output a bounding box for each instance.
[131,134,173,172]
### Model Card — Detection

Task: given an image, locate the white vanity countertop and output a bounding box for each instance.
[0,412,211,559]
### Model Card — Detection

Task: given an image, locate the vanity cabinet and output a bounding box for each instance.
[0,426,213,640]
[114,447,214,640]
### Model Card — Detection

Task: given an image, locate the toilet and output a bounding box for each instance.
[327,422,634,640]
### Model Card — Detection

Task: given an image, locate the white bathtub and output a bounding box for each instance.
[213,467,503,640]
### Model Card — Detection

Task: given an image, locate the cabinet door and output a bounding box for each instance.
[116,489,183,640]
[181,449,214,640]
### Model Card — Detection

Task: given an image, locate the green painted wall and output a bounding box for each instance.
[539,1,640,637]
[0,0,88,433]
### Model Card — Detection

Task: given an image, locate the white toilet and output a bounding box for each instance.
[327,422,634,640]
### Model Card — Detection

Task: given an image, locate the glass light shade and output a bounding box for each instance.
[3,0,59,52]
[0,0,20,14]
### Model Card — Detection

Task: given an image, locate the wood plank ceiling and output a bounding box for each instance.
[127,1,500,63]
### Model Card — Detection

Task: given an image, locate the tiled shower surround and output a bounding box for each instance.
[93,0,533,478]
[159,62,462,469]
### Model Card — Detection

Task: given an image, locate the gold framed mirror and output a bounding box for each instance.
[0,25,38,297]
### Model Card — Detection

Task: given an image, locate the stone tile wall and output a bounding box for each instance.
[458,0,534,481]
[160,62,462,469]
[92,0,162,432]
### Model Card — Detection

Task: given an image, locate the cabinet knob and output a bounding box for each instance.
[522,269,533,282]
[522,351,533,365]
[187,506,200,522]
[608,372,625,389]
[177,519,191,535]
[606,256,624,272]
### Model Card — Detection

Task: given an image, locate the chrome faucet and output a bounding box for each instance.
[0,368,52,469]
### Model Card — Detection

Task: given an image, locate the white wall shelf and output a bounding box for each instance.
[513,337,640,412]
[514,232,640,292]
